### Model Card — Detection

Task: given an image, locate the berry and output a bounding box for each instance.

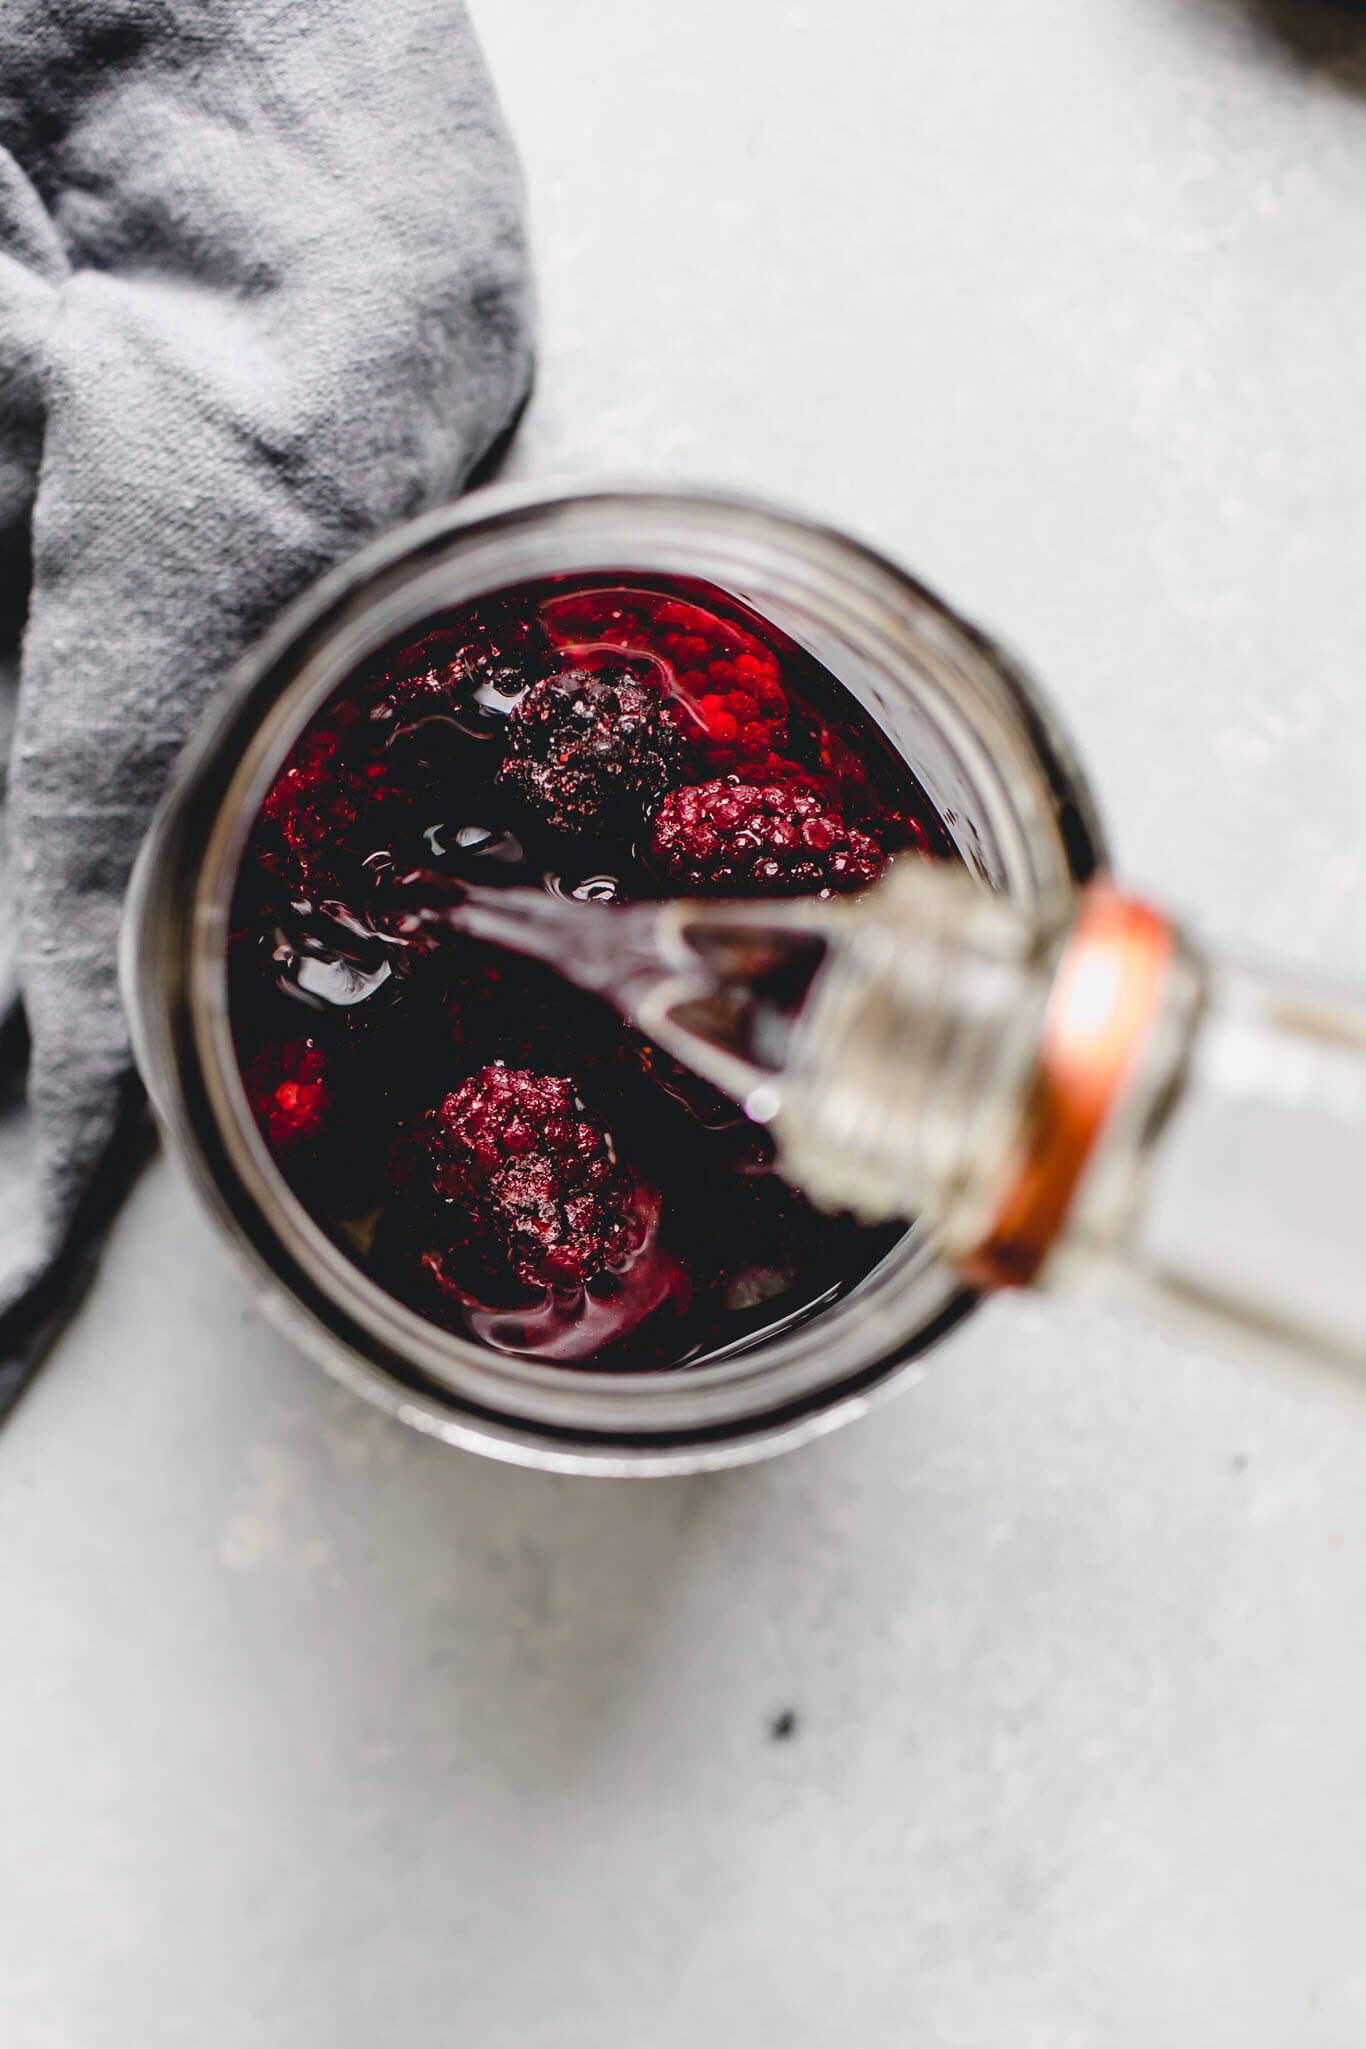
[379,599,555,719]
[495,664,685,834]
[649,776,884,895]
[245,1039,332,1149]
[539,587,791,774]
[670,650,790,775]
[256,710,365,896]
[425,1064,638,1289]
[256,701,420,899]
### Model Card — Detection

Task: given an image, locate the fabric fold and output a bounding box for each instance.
[0,0,533,1414]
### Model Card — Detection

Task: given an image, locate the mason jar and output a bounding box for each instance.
[121,479,1104,1475]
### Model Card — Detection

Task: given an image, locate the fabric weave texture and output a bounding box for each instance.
[0,0,533,1414]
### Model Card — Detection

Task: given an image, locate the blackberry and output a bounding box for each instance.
[379,599,555,719]
[495,664,684,834]
[649,776,884,895]
[425,1063,638,1289]
[255,698,422,900]
[256,710,366,897]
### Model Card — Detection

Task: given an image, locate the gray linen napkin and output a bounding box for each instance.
[0,0,533,1414]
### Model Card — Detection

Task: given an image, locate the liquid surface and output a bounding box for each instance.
[227,575,949,1371]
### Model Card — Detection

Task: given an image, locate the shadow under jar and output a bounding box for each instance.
[123,482,1104,1474]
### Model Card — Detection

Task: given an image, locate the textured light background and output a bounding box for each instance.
[5,2,1366,2042]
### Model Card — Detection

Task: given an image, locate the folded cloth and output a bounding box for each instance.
[0,0,533,1415]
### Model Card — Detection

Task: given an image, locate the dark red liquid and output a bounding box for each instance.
[227,575,950,1371]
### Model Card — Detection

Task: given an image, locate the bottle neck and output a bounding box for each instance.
[767,861,1075,1248]
[956,886,1180,1290]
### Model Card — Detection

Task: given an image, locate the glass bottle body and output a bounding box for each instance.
[1061,952,1366,1376]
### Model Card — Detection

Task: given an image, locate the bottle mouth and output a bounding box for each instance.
[957,886,1179,1291]
[123,478,1106,1473]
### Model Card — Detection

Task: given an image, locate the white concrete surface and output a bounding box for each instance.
[6,2,1366,2042]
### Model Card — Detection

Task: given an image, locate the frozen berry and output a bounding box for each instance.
[255,700,423,898]
[256,711,365,895]
[649,776,884,895]
[669,650,790,775]
[379,599,555,719]
[495,664,685,834]
[246,1039,332,1149]
[425,1064,638,1289]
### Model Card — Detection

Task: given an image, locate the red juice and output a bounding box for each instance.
[227,575,950,1370]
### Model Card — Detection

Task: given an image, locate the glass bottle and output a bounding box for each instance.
[133,479,1366,1468]
[483,857,1366,1382]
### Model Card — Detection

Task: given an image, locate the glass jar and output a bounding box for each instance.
[121,480,1104,1474]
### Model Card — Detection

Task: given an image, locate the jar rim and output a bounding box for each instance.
[122,477,1106,1473]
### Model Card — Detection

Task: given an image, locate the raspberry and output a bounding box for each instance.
[379,599,555,719]
[245,1039,332,1149]
[256,700,423,899]
[257,710,366,896]
[649,776,884,895]
[425,1064,638,1289]
[495,664,685,834]
[668,651,790,776]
